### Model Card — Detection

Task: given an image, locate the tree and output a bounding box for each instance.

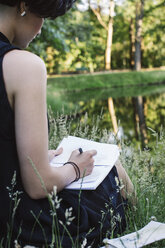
[84,0,118,133]
[89,0,115,70]
[134,0,145,71]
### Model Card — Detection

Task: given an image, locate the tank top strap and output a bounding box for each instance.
[0,40,20,58]
[0,40,20,138]
[0,39,20,94]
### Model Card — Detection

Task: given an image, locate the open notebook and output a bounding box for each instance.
[101,221,165,248]
[50,136,120,190]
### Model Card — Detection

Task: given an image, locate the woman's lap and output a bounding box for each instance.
[11,166,127,247]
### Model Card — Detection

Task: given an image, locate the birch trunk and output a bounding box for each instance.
[108,97,118,135]
[105,0,115,70]
[89,1,117,133]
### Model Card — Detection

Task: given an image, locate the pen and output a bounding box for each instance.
[79,148,83,154]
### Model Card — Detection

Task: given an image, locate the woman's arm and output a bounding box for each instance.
[3,50,96,199]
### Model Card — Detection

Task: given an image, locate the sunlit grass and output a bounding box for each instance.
[47,70,165,91]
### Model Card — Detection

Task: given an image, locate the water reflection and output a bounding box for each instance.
[63,82,165,102]
[48,83,165,147]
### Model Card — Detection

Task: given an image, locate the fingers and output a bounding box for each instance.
[86,149,97,157]
[74,149,97,156]
[55,147,63,156]
[48,148,63,161]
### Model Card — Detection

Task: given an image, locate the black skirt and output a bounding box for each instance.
[8,166,127,248]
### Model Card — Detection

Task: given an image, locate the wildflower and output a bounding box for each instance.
[115,213,122,223]
[14,240,21,248]
[53,185,57,195]
[48,188,62,210]
[103,238,109,245]
[65,207,75,225]
[150,216,157,221]
[115,176,119,187]
[54,195,62,209]
[23,246,36,248]
[81,238,87,248]
[109,208,114,216]
[6,172,22,200]
[59,220,63,225]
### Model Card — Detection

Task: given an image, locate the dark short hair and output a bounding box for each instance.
[0,0,76,18]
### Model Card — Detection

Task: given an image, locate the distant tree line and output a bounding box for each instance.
[28,0,165,74]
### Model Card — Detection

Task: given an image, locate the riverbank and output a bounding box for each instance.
[47,70,165,91]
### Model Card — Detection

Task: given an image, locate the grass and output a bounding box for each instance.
[48,110,165,247]
[1,111,165,247]
[47,70,165,92]
[120,128,165,247]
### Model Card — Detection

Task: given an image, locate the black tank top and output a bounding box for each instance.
[0,32,23,239]
[0,32,52,247]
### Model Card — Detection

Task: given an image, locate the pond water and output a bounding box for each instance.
[47,83,165,146]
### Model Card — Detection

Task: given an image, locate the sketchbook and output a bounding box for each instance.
[101,221,165,248]
[50,136,120,190]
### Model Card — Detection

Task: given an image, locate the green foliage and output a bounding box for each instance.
[27,0,165,73]
[61,9,105,72]
[28,18,67,56]
[28,14,73,73]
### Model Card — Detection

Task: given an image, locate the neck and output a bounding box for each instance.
[0,5,17,44]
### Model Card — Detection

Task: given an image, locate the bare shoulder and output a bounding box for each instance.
[3,50,47,93]
[3,49,45,70]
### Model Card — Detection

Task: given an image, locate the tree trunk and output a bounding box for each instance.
[108,97,118,134]
[132,97,140,140]
[143,96,147,117]
[105,0,115,70]
[129,18,135,69]
[134,96,148,148]
[134,0,144,71]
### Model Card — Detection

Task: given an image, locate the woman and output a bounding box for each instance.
[0,1,134,247]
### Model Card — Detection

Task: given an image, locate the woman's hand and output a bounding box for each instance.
[48,147,63,162]
[67,149,97,178]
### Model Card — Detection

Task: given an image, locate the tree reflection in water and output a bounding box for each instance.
[48,84,165,148]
